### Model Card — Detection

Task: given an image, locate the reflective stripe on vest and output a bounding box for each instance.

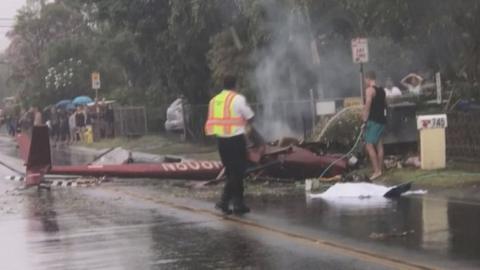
[204,90,246,136]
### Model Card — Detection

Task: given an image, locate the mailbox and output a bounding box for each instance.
[417,114,448,170]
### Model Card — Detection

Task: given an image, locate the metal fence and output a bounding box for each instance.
[146,107,167,133]
[179,100,316,142]
[114,106,147,137]
[183,103,210,141]
[141,102,480,160]
[181,104,480,161]
[252,100,316,139]
[142,103,210,141]
[446,111,480,160]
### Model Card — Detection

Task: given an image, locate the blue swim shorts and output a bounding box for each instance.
[364,120,385,145]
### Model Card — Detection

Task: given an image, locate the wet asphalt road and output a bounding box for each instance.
[0,184,393,270]
[1,137,480,269]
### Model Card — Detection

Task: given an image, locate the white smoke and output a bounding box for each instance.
[248,2,429,142]
[252,2,318,140]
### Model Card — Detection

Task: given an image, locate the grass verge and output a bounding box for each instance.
[81,134,219,160]
[375,167,480,189]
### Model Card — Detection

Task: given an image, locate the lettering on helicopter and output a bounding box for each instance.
[87,165,105,169]
[161,161,223,172]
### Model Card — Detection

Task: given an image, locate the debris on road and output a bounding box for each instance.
[369,230,415,240]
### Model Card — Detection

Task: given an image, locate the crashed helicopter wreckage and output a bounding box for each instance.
[12,126,355,188]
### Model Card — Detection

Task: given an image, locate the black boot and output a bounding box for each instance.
[232,178,249,215]
[233,204,250,215]
[232,196,250,215]
[215,201,232,215]
[215,189,232,215]
[215,180,233,215]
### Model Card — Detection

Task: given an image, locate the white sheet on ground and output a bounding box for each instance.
[309,183,390,199]
[308,182,427,199]
[307,182,427,210]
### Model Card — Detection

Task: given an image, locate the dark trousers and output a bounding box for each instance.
[217,134,247,206]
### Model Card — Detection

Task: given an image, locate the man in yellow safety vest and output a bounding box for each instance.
[205,75,255,215]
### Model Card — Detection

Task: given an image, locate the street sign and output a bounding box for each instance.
[91,72,101,90]
[351,38,369,63]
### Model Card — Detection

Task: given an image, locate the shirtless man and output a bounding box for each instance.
[362,71,387,180]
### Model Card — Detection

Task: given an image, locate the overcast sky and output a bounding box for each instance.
[0,0,26,52]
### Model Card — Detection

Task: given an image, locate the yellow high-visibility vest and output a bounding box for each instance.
[204,90,246,137]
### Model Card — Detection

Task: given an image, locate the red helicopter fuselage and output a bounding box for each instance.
[19,126,348,187]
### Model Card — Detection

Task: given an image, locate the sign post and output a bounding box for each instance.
[351,38,369,103]
[91,72,101,100]
[435,72,442,104]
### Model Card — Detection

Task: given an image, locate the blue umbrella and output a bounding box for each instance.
[55,99,72,108]
[66,103,76,110]
[73,96,93,105]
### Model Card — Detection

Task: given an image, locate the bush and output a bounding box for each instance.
[311,107,363,151]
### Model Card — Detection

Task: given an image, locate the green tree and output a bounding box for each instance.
[6,2,93,106]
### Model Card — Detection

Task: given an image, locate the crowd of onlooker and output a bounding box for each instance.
[0,101,115,145]
[45,106,88,145]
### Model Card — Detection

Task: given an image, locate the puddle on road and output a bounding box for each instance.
[4,186,478,269]
[248,191,480,265]
[1,188,373,270]
[0,139,96,166]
